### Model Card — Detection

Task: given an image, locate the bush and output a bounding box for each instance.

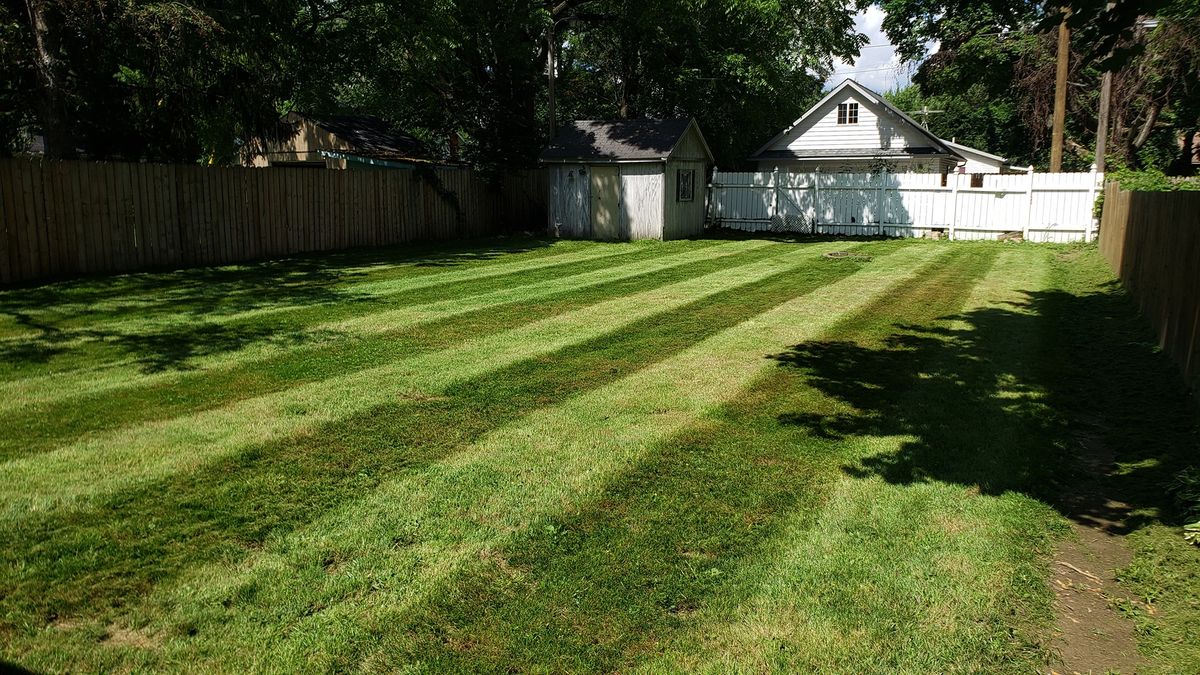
[1110,168,1200,192]
[1094,169,1200,218]
[1169,467,1200,545]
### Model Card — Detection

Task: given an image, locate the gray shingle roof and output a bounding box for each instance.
[304,114,432,162]
[540,119,694,162]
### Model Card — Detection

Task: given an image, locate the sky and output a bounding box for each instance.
[824,7,936,94]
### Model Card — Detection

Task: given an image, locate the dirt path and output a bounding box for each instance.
[1048,428,1142,674]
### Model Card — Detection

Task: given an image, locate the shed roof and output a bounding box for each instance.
[300,113,433,162]
[540,118,711,163]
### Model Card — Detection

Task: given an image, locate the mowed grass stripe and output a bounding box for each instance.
[0,241,859,517]
[326,246,1000,672]
[628,247,1061,673]
[0,240,765,412]
[0,240,886,653]
[0,239,768,410]
[0,241,784,460]
[71,242,953,672]
[0,240,716,382]
[0,236,573,343]
[0,238,627,341]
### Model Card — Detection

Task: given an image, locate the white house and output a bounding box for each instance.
[749,79,1009,174]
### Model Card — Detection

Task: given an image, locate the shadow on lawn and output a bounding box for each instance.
[771,281,1198,532]
[0,236,554,371]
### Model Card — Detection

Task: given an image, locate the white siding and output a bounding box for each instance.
[777,90,931,153]
[619,163,664,240]
[957,152,1006,174]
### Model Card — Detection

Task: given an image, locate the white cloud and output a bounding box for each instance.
[825,8,936,93]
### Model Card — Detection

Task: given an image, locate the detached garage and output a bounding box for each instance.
[540,118,714,240]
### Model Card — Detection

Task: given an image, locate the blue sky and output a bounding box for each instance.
[824,8,937,94]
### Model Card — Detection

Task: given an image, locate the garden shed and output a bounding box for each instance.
[539,118,714,240]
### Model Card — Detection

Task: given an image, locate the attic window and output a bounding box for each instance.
[677,169,695,202]
[837,102,859,125]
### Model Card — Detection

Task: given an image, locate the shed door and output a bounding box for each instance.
[550,165,591,237]
[619,164,663,240]
[590,165,620,240]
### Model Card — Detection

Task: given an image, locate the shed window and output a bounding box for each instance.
[677,169,695,202]
[837,102,859,124]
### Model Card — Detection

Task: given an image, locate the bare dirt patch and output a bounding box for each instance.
[102,625,159,650]
[1048,427,1141,674]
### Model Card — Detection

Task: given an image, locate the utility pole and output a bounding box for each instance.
[1095,70,1112,173]
[1050,10,1070,172]
[546,21,557,139]
[1093,2,1115,173]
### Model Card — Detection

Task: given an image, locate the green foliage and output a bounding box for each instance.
[1170,467,1200,522]
[870,0,1200,175]
[3,0,867,168]
[1109,168,1200,192]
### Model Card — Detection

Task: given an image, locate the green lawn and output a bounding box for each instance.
[1,234,1196,673]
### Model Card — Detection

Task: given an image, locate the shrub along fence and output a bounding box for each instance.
[0,158,546,284]
[1099,182,1200,382]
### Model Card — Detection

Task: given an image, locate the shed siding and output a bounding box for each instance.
[619,163,664,240]
[777,90,930,153]
[549,165,591,237]
[664,160,708,238]
[246,113,353,168]
[671,126,711,161]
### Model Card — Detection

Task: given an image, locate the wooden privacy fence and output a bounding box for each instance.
[1098,182,1200,381]
[709,169,1102,243]
[0,158,547,284]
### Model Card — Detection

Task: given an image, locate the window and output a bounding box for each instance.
[676,168,695,201]
[837,102,859,124]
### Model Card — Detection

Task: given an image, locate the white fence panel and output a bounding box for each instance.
[707,169,1101,243]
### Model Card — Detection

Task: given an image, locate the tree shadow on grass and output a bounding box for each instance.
[0,236,555,372]
[770,284,1198,534]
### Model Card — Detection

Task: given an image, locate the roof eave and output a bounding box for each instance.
[538,156,669,164]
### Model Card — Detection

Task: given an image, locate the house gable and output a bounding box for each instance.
[751,80,956,163]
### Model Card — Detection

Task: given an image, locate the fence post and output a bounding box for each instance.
[814,167,821,232]
[706,166,718,227]
[949,171,960,241]
[876,168,886,235]
[771,166,779,227]
[1086,163,1100,242]
[1023,167,1035,241]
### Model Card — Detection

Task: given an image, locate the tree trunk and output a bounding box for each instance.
[1130,101,1161,150]
[24,0,74,158]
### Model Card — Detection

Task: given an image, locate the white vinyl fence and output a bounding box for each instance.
[707,169,1102,243]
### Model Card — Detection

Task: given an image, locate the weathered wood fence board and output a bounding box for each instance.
[0,159,547,284]
[709,169,1101,243]
[1099,183,1200,381]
